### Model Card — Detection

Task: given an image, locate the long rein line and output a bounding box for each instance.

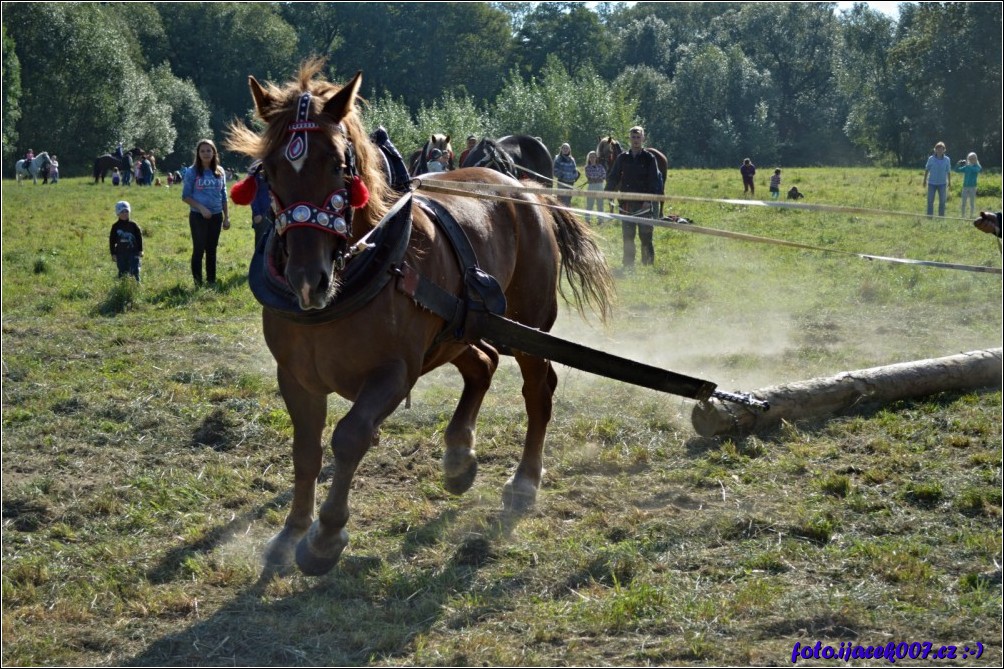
[411,178,1002,276]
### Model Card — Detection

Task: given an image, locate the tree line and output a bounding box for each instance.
[3,2,1001,178]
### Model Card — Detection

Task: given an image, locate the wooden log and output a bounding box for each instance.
[691,348,1003,438]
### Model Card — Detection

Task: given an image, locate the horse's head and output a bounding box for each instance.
[464,139,517,180]
[596,136,622,169]
[227,61,389,310]
[428,133,454,169]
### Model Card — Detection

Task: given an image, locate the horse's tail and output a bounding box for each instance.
[550,202,614,323]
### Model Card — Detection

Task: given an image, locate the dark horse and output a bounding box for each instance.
[226,61,613,577]
[462,135,553,186]
[92,147,146,183]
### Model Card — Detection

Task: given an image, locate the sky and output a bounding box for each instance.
[836,1,904,20]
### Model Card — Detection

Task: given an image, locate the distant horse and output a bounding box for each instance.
[596,135,668,214]
[226,61,613,577]
[93,148,147,183]
[461,135,553,186]
[408,133,454,175]
[15,152,51,185]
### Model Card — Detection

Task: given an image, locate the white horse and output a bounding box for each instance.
[15,152,51,184]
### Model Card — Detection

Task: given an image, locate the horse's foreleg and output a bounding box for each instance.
[264,368,327,575]
[443,344,498,495]
[503,353,557,512]
[296,362,411,576]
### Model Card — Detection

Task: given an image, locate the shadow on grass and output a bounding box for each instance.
[129,489,530,666]
[147,273,248,308]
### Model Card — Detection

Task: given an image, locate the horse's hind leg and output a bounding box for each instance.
[296,362,411,576]
[503,353,557,512]
[263,368,327,575]
[443,343,498,495]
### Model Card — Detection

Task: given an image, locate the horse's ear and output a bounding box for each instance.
[249,76,274,119]
[445,134,451,144]
[322,71,363,122]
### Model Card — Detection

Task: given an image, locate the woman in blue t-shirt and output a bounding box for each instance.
[182,139,230,285]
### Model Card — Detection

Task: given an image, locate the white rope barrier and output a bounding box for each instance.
[414,178,1002,276]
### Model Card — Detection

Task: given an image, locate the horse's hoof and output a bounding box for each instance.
[295,525,348,577]
[502,475,539,513]
[262,527,305,576]
[442,449,478,495]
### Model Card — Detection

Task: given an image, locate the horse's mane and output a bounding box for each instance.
[227,60,390,227]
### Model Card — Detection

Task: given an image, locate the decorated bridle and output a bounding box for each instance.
[236,91,369,240]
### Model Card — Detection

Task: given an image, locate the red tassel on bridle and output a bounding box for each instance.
[348,175,369,209]
[230,174,258,205]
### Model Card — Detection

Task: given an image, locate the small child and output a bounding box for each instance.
[112,167,121,186]
[426,148,445,173]
[769,168,782,200]
[109,201,143,281]
[953,152,982,217]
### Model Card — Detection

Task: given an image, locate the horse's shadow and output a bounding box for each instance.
[125,492,526,666]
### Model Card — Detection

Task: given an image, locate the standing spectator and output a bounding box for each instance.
[47,155,60,184]
[954,152,982,217]
[426,149,446,173]
[112,167,121,186]
[134,156,143,186]
[584,150,606,224]
[923,141,952,217]
[740,158,756,197]
[458,135,477,167]
[122,151,133,186]
[553,143,579,206]
[769,168,782,200]
[109,200,143,281]
[182,139,230,286]
[230,160,272,249]
[605,126,663,267]
[140,155,154,186]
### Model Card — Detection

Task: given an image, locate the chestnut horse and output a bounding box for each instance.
[227,61,613,577]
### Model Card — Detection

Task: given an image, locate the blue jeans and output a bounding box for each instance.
[927,183,947,217]
[116,253,141,281]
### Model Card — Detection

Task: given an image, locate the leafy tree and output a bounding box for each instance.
[286,3,512,110]
[360,92,420,155]
[2,24,22,169]
[714,3,850,164]
[513,2,612,78]
[836,3,902,163]
[156,3,298,142]
[104,2,171,71]
[148,64,212,170]
[889,2,1002,165]
[612,65,672,150]
[3,4,151,173]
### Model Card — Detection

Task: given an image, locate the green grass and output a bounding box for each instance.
[2,172,1002,666]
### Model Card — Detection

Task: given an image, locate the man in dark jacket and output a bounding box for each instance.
[605,126,663,267]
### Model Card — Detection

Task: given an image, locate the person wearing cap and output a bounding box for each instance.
[458,135,478,167]
[109,201,143,281]
[426,148,446,173]
[182,139,230,286]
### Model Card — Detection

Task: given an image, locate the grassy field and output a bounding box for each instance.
[2,169,1002,666]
